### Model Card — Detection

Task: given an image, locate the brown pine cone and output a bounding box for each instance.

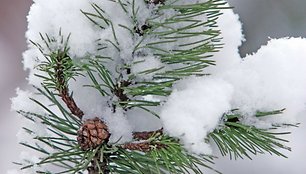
[77,118,110,150]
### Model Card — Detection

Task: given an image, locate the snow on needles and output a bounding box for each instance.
[13,0,306,157]
[221,38,306,125]
[160,4,306,154]
[160,77,233,155]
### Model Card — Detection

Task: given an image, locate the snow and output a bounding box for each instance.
[131,54,164,80]
[207,3,306,127]
[27,0,98,57]
[68,75,110,115]
[160,2,306,154]
[100,108,133,144]
[208,6,306,126]
[221,38,306,125]
[11,0,306,168]
[207,5,245,74]
[160,77,233,155]
[20,0,227,148]
[11,88,40,113]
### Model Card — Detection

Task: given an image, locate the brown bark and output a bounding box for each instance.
[122,141,166,152]
[60,89,84,119]
[133,128,163,140]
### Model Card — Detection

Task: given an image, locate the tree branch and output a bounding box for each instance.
[59,88,84,119]
[132,128,163,140]
[55,52,84,119]
[113,80,131,102]
[122,141,166,152]
[119,128,165,152]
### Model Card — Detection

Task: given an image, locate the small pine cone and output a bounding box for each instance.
[77,118,110,150]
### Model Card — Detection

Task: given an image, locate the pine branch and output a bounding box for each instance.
[82,0,226,108]
[59,88,84,119]
[112,80,132,103]
[121,141,166,152]
[112,136,219,174]
[54,51,84,119]
[33,31,84,119]
[17,1,297,174]
[209,110,293,159]
[18,85,294,174]
[133,128,163,140]
[87,150,110,174]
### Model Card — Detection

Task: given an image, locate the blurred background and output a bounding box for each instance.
[0,0,32,173]
[0,0,306,173]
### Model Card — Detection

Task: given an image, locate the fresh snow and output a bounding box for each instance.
[160,3,306,153]
[11,0,306,161]
[221,38,306,126]
[160,77,233,154]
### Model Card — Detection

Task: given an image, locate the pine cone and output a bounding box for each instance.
[77,118,110,150]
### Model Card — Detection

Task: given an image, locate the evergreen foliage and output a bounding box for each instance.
[14,0,296,173]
